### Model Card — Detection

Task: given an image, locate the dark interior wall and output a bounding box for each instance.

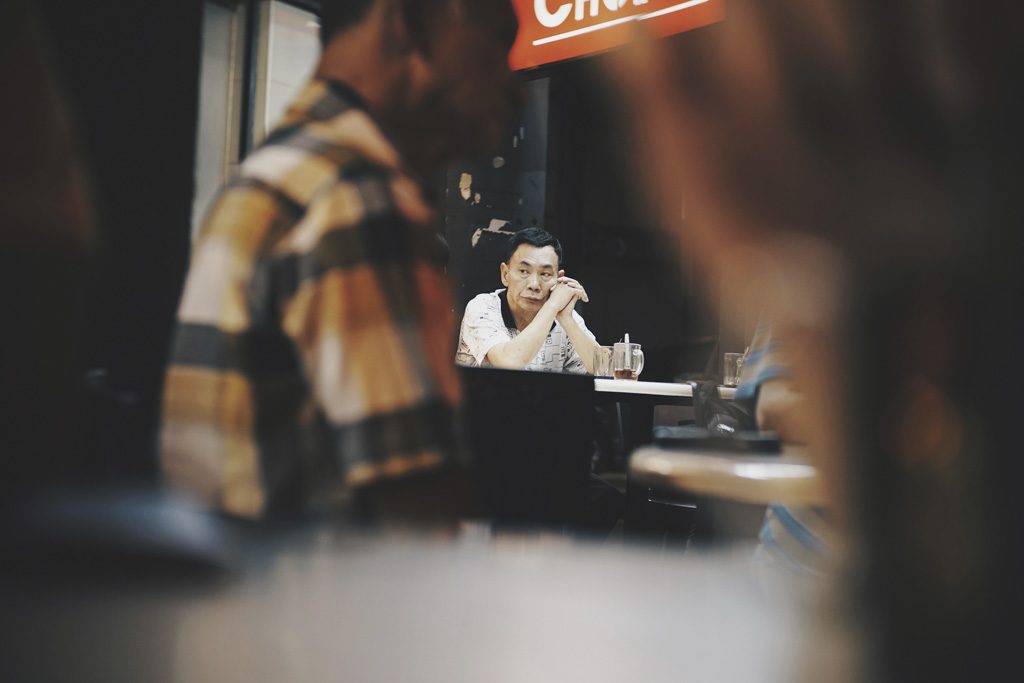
[1,2,92,490]
[444,77,551,314]
[445,58,719,381]
[547,60,719,381]
[36,1,203,481]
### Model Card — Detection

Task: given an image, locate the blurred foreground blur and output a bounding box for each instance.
[4,517,830,682]
[605,0,1024,679]
[3,1,1023,681]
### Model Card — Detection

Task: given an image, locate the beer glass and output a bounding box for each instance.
[612,342,644,380]
[593,345,614,378]
[723,352,744,386]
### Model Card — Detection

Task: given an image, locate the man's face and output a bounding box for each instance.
[501,243,559,320]
[415,0,524,159]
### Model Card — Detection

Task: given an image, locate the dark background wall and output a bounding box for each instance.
[444,77,551,314]
[35,0,203,482]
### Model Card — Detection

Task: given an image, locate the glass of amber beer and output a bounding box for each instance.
[612,342,644,380]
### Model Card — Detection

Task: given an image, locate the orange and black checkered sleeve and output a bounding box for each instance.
[271,161,464,488]
[162,85,466,516]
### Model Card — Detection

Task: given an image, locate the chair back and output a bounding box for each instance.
[459,366,595,529]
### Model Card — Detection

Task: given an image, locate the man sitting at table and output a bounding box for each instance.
[456,227,600,374]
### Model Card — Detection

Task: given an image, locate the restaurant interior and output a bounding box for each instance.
[3,0,1023,681]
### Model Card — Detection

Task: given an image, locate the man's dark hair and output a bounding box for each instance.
[504,227,563,268]
[318,0,374,45]
[319,0,437,49]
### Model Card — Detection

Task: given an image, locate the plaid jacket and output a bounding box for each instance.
[161,80,462,518]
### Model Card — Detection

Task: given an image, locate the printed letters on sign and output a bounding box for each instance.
[510,0,724,70]
[535,1,647,29]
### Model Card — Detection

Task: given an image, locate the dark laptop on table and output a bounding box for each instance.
[458,365,595,529]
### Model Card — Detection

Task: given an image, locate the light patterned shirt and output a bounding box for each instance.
[455,289,595,373]
[160,80,462,519]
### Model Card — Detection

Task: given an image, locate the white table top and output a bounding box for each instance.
[594,378,737,399]
[629,444,824,505]
[24,536,817,683]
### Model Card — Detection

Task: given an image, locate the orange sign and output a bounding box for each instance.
[509,0,725,70]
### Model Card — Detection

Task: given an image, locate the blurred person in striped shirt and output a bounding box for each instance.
[734,322,834,581]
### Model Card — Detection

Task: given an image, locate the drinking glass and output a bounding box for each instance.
[593,345,614,377]
[612,342,644,380]
[723,352,744,386]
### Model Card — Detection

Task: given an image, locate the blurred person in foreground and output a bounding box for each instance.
[160,0,522,524]
[733,322,834,582]
[1,0,93,490]
[455,227,601,374]
[604,0,1023,679]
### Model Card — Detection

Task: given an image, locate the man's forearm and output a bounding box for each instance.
[486,305,558,369]
[558,312,598,374]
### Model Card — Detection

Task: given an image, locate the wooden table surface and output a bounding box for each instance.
[629,444,825,506]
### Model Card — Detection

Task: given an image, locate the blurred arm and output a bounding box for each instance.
[555,273,598,374]
[755,378,808,445]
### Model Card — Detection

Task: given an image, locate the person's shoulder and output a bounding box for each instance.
[466,290,502,311]
[270,80,405,181]
[461,291,507,330]
[233,122,359,212]
[332,151,393,183]
[243,111,392,187]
